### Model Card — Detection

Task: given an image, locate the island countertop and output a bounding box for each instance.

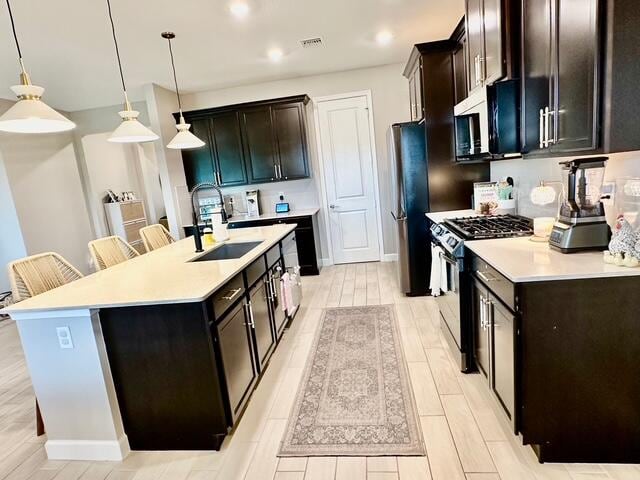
[466,236,640,282]
[4,224,296,314]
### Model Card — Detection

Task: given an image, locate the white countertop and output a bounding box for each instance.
[425,209,479,223]
[228,208,319,224]
[3,224,296,314]
[466,236,640,283]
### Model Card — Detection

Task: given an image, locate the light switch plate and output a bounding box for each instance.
[56,326,74,349]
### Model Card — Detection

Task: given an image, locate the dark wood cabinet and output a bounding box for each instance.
[521,0,599,154]
[181,118,216,188]
[472,279,491,379]
[452,38,468,105]
[180,95,311,190]
[241,107,279,183]
[465,0,506,93]
[228,214,321,276]
[273,103,309,180]
[248,279,275,371]
[211,112,248,186]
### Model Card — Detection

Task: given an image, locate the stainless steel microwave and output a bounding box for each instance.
[454,80,521,161]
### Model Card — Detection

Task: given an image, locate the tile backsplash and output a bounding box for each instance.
[491,150,640,225]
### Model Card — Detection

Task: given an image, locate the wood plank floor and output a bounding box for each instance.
[1,262,639,480]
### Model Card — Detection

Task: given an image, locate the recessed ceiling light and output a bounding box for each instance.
[268,48,284,62]
[229,2,250,19]
[376,30,393,46]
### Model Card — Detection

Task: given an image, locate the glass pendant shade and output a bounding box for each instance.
[167,118,205,149]
[109,107,159,143]
[0,81,75,134]
[530,184,557,206]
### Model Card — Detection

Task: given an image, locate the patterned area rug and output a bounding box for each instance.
[279,305,425,456]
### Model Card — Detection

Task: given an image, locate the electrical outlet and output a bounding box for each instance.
[56,326,74,349]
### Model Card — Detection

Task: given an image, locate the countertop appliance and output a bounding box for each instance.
[454,80,520,161]
[549,157,611,253]
[245,190,260,217]
[430,214,533,371]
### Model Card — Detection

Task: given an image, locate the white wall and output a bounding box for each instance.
[491,151,640,226]
[0,153,26,293]
[0,130,95,275]
[155,62,410,256]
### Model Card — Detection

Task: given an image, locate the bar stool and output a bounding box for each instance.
[88,235,139,271]
[139,224,175,252]
[7,252,85,437]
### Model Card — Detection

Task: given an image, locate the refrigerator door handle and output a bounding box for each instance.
[391,211,407,222]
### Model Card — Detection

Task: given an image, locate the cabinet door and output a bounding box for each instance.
[482,0,504,83]
[217,303,257,417]
[181,118,215,190]
[249,280,275,370]
[408,74,416,120]
[472,280,491,378]
[241,107,278,183]
[553,0,599,152]
[490,295,515,420]
[210,112,248,186]
[269,265,287,338]
[413,63,424,121]
[521,0,553,152]
[272,103,309,180]
[466,0,485,91]
[453,40,469,104]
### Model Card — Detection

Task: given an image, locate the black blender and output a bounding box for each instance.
[549,157,611,253]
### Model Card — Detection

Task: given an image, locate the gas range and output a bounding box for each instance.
[431,214,533,258]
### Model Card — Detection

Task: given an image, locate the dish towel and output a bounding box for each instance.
[430,245,449,296]
[281,272,294,314]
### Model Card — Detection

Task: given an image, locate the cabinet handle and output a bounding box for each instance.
[539,109,544,149]
[546,107,555,146]
[247,301,255,328]
[474,55,481,86]
[273,164,278,180]
[221,287,242,301]
[277,164,282,179]
[479,56,485,81]
[477,271,496,283]
[217,171,222,184]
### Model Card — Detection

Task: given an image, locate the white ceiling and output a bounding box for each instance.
[0,0,464,112]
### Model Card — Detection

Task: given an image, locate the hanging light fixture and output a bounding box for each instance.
[0,0,75,134]
[162,32,205,150]
[105,0,158,143]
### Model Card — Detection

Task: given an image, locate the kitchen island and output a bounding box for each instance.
[464,237,640,463]
[3,224,297,461]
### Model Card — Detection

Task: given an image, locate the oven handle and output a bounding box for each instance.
[439,252,458,267]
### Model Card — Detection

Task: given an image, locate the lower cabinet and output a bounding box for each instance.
[217,301,258,420]
[268,260,288,339]
[248,278,275,371]
[471,272,516,427]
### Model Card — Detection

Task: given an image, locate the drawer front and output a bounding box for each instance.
[266,244,281,268]
[245,256,267,287]
[121,202,145,222]
[471,256,515,311]
[124,220,147,243]
[212,274,245,319]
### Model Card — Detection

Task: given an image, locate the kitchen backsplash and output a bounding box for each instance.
[221,178,321,216]
[491,150,640,225]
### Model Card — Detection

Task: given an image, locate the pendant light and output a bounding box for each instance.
[105,0,158,143]
[0,0,75,134]
[162,32,205,150]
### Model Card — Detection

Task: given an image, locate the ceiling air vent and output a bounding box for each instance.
[299,37,324,49]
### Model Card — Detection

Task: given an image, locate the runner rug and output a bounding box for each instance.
[279,305,425,456]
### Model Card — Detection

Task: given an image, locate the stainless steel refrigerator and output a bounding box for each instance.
[389,122,430,296]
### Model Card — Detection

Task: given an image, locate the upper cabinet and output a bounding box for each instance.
[465,0,505,93]
[521,0,599,154]
[406,59,424,122]
[180,95,311,190]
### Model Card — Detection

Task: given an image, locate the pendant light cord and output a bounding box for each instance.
[105,0,127,96]
[5,0,26,73]
[166,38,182,114]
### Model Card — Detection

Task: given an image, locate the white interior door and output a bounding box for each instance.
[317,95,381,264]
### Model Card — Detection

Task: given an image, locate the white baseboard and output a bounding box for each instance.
[45,435,130,461]
[383,254,398,262]
[320,258,332,267]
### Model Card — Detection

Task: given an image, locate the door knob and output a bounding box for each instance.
[329,204,336,209]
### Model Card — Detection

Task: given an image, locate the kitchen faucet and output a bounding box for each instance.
[190,182,228,252]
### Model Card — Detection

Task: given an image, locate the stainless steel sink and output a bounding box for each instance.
[190,241,263,262]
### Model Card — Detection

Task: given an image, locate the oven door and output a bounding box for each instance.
[434,249,462,350]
